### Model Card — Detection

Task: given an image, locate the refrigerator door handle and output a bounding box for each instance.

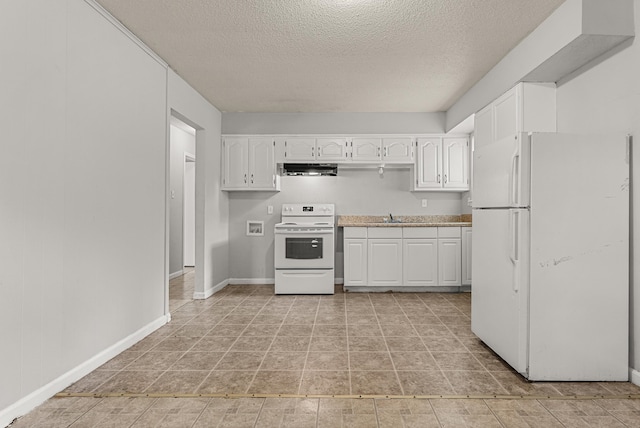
[509,209,520,292]
[510,142,520,206]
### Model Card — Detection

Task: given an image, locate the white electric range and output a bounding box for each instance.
[274,204,335,294]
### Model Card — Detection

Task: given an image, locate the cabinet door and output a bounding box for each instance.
[223,137,248,189]
[462,227,472,286]
[344,239,368,286]
[382,138,413,163]
[442,137,469,190]
[474,104,493,151]
[351,138,382,162]
[316,138,348,161]
[368,239,403,286]
[494,86,519,142]
[403,239,438,286]
[284,137,316,161]
[438,238,461,286]
[415,138,442,189]
[248,138,276,189]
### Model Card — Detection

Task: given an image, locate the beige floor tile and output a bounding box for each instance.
[380,323,418,337]
[349,352,395,371]
[313,324,347,336]
[240,324,280,337]
[152,336,200,352]
[385,336,427,352]
[125,351,184,371]
[63,370,118,393]
[230,336,274,352]
[278,324,313,337]
[350,371,403,395]
[443,370,508,396]
[396,370,455,396]
[197,371,255,394]
[171,351,225,371]
[300,371,351,395]
[306,352,349,371]
[261,351,308,371]
[191,336,237,352]
[390,352,439,371]
[145,370,208,393]
[206,324,247,337]
[247,371,303,394]
[315,312,346,324]
[423,336,467,352]
[431,352,485,371]
[348,324,383,337]
[349,336,387,352]
[309,335,348,352]
[270,336,311,352]
[215,351,266,371]
[98,370,165,393]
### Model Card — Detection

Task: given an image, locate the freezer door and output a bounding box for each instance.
[473,132,530,208]
[471,208,529,375]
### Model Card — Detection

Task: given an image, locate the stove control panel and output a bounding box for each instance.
[282,204,334,216]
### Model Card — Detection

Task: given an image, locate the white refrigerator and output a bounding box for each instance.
[471,132,629,381]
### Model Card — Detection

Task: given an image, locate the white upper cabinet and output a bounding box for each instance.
[415,137,442,189]
[414,136,469,191]
[316,138,348,161]
[223,137,279,191]
[351,137,382,162]
[284,137,316,161]
[442,137,469,190]
[475,82,556,151]
[382,137,414,163]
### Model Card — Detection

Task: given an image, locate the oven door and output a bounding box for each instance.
[274,229,334,269]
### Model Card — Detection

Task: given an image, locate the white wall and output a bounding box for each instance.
[169,123,196,276]
[553,0,639,371]
[222,112,446,135]
[0,0,168,421]
[168,70,228,299]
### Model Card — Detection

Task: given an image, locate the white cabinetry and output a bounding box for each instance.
[462,226,472,286]
[382,137,414,163]
[344,228,368,286]
[368,228,403,287]
[284,137,316,161]
[475,82,556,150]
[402,228,438,286]
[438,227,461,287]
[350,138,382,162]
[415,137,469,191]
[316,138,349,161]
[223,137,279,191]
[343,226,465,289]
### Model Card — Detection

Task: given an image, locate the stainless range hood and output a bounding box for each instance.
[282,163,338,176]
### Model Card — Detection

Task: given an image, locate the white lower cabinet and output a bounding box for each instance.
[462,226,472,286]
[344,228,368,286]
[367,228,403,287]
[343,226,464,288]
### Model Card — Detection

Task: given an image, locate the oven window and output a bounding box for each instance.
[285,237,323,260]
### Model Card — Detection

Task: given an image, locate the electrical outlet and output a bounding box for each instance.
[267,205,273,214]
[421,199,428,208]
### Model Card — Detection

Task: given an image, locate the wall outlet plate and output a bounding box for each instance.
[421,199,428,208]
[268,205,273,214]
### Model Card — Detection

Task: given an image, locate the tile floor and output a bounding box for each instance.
[8,272,640,427]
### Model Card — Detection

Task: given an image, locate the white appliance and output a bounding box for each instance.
[472,132,629,381]
[274,204,335,294]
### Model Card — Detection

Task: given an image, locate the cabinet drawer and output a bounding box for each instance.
[402,227,437,239]
[368,227,402,238]
[344,227,367,239]
[438,227,461,238]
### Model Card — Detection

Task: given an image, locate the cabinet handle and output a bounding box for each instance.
[312,147,315,157]
[444,174,448,183]
[244,174,247,184]
[377,147,381,157]
[251,174,254,184]
[437,174,441,183]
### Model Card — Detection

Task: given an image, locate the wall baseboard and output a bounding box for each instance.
[229,278,275,285]
[0,314,169,428]
[630,368,640,386]
[169,270,184,280]
[193,278,229,300]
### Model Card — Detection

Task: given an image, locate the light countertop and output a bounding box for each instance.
[338,214,472,228]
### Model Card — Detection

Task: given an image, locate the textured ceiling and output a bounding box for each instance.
[95,0,564,113]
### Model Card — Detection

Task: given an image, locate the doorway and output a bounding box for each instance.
[169,116,196,310]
